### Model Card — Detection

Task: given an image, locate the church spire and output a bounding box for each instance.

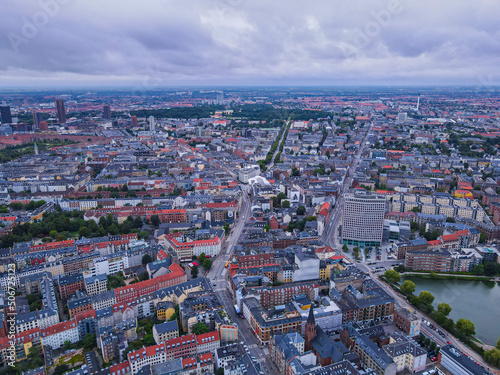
[307,305,316,325]
[304,306,317,352]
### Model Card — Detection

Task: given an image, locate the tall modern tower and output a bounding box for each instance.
[0,106,12,124]
[342,192,385,247]
[55,99,66,123]
[216,92,224,105]
[103,105,111,120]
[33,112,44,130]
[148,116,155,132]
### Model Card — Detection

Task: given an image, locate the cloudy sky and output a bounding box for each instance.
[0,0,499,87]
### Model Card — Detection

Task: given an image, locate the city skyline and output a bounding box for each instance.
[0,0,499,88]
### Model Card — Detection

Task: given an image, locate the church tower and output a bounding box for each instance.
[304,306,317,351]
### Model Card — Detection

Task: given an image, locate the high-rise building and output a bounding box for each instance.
[131,116,138,127]
[148,116,155,132]
[216,92,224,105]
[103,105,111,120]
[0,106,12,124]
[396,112,407,124]
[342,192,385,247]
[33,112,44,130]
[55,99,66,123]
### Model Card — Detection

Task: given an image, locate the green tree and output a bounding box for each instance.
[54,364,70,375]
[430,341,437,351]
[198,253,206,265]
[26,345,44,368]
[203,258,212,271]
[138,230,149,240]
[353,247,360,260]
[425,338,431,347]
[49,230,58,238]
[78,226,91,238]
[107,224,119,235]
[479,233,486,243]
[216,368,225,375]
[151,214,160,227]
[418,333,425,343]
[342,244,349,253]
[456,318,475,337]
[224,223,230,235]
[419,291,435,305]
[277,192,287,203]
[143,334,155,346]
[400,280,416,295]
[483,348,500,367]
[297,206,306,215]
[484,262,500,276]
[384,270,401,284]
[191,322,209,335]
[142,254,153,265]
[133,216,143,228]
[497,337,500,350]
[282,200,290,208]
[472,264,484,275]
[63,340,72,350]
[83,333,96,351]
[437,303,452,316]
[191,265,199,278]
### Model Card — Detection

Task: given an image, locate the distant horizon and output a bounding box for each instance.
[0,84,498,91]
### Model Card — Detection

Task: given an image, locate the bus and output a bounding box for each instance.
[234,304,244,318]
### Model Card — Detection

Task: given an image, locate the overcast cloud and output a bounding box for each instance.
[0,0,499,87]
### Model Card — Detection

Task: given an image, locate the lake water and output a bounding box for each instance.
[403,276,500,346]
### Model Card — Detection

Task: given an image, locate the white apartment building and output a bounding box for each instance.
[342,192,385,247]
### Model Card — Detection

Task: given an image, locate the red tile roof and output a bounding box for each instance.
[441,233,459,242]
[41,319,77,337]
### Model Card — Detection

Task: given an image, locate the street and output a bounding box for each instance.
[206,187,279,374]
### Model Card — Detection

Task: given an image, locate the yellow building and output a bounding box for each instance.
[156,301,176,321]
[454,190,473,199]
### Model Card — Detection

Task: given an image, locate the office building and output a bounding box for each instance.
[396,112,407,123]
[438,345,489,375]
[342,192,385,247]
[148,115,155,132]
[0,106,12,124]
[103,105,111,120]
[55,99,66,123]
[32,112,44,130]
